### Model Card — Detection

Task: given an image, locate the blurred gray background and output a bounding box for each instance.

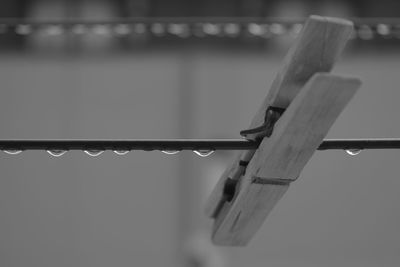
[0,0,400,266]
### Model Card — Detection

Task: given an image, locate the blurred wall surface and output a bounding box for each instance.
[0,49,400,267]
[0,1,400,267]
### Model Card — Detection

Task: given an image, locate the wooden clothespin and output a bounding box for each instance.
[205,15,362,246]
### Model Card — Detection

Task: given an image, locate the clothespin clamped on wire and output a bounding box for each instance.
[205,15,362,246]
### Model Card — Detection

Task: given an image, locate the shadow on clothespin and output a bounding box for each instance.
[205,15,362,246]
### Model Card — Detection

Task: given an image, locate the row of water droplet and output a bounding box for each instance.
[354,24,400,40]
[2,149,363,157]
[0,22,303,38]
[2,149,215,157]
[2,22,399,39]
[0,23,398,39]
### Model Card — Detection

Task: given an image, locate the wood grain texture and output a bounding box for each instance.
[254,74,361,180]
[211,73,361,246]
[212,181,290,246]
[248,15,354,140]
[205,15,354,219]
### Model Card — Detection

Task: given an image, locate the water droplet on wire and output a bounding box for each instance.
[114,24,131,35]
[168,23,189,37]
[72,24,88,35]
[270,23,286,35]
[161,150,180,155]
[193,150,214,157]
[248,23,264,36]
[203,23,220,35]
[92,24,111,35]
[376,24,391,36]
[345,149,362,156]
[3,150,23,155]
[114,150,130,155]
[84,150,104,157]
[15,24,32,35]
[45,25,64,36]
[224,23,240,36]
[47,150,67,157]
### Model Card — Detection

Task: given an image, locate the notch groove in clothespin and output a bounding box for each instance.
[205,15,360,246]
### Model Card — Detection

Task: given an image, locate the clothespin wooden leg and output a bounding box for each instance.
[212,73,360,246]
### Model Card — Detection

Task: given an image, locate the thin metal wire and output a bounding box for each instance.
[0,17,399,26]
[0,138,399,151]
[0,17,398,40]
[0,139,256,151]
[318,139,400,150]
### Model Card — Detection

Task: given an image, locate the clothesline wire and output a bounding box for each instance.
[0,17,399,26]
[0,139,399,151]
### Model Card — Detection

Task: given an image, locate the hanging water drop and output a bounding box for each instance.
[92,24,111,35]
[345,149,362,156]
[269,23,286,35]
[45,25,64,36]
[376,24,390,36]
[3,150,23,155]
[203,23,220,35]
[168,23,188,37]
[248,23,264,36]
[161,150,180,155]
[193,150,214,157]
[72,24,87,35]
[114,24,131,35]
[84,150,104,157]
[224,23,240,36]
[47,150,67,157]
[114,150,130,155]
[15,24,32,35]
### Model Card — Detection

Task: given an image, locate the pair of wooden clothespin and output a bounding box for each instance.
[205,15,362,246]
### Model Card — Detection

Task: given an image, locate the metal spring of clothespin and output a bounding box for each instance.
[240,106,285,140]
